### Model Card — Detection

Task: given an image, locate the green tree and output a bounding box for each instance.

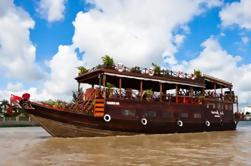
[101,55,114,68]
[0,100,10,113]
[152,63,161,75]
[72,88,83,102]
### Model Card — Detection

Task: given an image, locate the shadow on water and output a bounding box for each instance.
[1,122,251,166]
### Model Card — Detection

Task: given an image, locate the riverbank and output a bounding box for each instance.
[0,116,38,127]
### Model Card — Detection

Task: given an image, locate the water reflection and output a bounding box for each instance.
[0,122,251,166]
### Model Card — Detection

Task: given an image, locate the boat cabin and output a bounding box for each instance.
[75,65,237,118]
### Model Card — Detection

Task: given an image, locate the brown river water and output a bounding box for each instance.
[0,121,251,166]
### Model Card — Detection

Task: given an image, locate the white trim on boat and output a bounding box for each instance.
[106,101,120,105]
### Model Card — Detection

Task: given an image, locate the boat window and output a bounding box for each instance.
[122,109,136,117]
[162,112,173,119]
[194,113,201,119]
[144,111,157,118]
[181,112,189,118]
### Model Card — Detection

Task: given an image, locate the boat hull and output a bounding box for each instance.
[25,102,237,137]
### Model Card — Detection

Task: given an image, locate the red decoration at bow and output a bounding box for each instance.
[9,94,22,114]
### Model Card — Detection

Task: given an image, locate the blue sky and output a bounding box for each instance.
[1,0,251,106]
[14,0,86,63]
[178,5,251,62]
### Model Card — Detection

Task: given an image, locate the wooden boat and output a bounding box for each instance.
[15,64,239,137]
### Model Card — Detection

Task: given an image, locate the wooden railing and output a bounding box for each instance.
[82,90,96,112]
[204,93,236,103]
[79,88,105,117]
[105,89,204,104]
[175,96,202,105]
[88,88,236,106]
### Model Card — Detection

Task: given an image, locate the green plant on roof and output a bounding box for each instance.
[130,66,141,73]
[194,69,202,78]
[152,63,161,75]
[77,66,88,75]
[101,55,114,68]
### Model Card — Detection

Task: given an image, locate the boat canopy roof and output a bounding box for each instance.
[203,74,232,89]
[75,67,233,91]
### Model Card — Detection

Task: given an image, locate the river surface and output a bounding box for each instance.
[0,122,251,166]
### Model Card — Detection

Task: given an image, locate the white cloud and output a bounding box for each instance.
[6,82,23,92]
[0,89,9,101]
[0,44,85,101]
[241,36,249,45]
[0,86,53,101]
[44,45,85,100]
[200,0,223,8]
[0,82,51,101]
[220,0,251,30]
[73,0,222,67]
[172,37,251,106]
[38,0,67,22]
[186,37,241,76]
[0,1,82,101]
[173,34,186,47]
[23,0,220,101]
[1,0,227,102]
[0,0,44,81]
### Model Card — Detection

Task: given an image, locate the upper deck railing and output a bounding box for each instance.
[83,64,200,81]
[91,87,236,104]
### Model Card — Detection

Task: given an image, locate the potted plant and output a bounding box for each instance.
[77,66,88,75]
[197,95,205,104]
[152,63,161,75]
[130,66,141,73]
[145,89,153,101]
[106,82,114,98]
[101,55,115,69]
[194,69,202,78]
